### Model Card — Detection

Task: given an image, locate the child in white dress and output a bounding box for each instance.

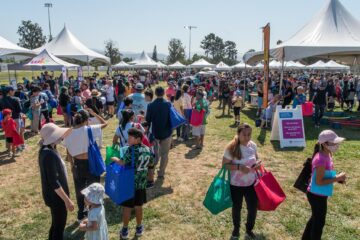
[79,183,109,240]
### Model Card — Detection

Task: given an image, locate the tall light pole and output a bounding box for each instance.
[44,3,53,41]
[184,25,197,60]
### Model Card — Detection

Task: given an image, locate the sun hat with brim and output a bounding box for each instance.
[318,130,345,144]
[40,123,71,145]
[2,108,12,116]
[81,183,105,205]
[91,89,101,97]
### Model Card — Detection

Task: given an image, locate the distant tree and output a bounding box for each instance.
[213,36,225,62]
[122,57,133,63]
[17,20,46,49]
[152,45,158,61]
[104,39,121,64]
[223,40,238,65]
[200,33,216,58]
[167,38,186,64]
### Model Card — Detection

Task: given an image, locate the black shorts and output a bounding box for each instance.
[233,107,241,116]
[121,189,147,208]
[6,137,13,143]
[106,101,115,106]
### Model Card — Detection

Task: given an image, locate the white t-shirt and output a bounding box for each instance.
[105,86,115,102]
[223,141,258,187]
[182,93,192,110]
[64,125,102,157]
[115,122,145,146]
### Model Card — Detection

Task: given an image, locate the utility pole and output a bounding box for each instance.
[44,3,53,41]
[184,26,197,61]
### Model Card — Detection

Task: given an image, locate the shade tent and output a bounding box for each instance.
[156,61,167,68]
[24,49,78,70]
[215,61,232,71]
[244,0,360,65]
[232,62,252,69]
[189,58,215,69]
[254,62,264,69]
[168,61,186,69]
[129,51,158,69]
[112,61,130,70]
[35,25,110,64]
[324,60,350,70]
[306,60,327,70]
[269,60,283,69]
[0,35,36,57]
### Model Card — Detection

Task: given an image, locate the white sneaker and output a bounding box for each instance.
[177,137,184,142]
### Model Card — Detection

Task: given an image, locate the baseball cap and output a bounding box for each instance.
[135,83,144,90]
[318,130,345,144]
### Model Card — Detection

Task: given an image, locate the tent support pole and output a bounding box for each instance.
[279,59,284,95]
[87,56,90,76]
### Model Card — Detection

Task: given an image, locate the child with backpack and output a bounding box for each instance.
[111,128,154,239]
[301,130,347,240]
[1,109,24,158]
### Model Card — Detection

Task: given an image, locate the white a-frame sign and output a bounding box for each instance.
[270,105,306,148]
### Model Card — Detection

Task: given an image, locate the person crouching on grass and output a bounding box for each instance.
[222,123,262,240]
[1,109,24,158]
[111,128,154,239]
[192,90,209,149]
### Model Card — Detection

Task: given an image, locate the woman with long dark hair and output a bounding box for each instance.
[222,123,262,239]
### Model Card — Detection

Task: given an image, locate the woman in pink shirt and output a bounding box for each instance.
[302,130,346,240]
[165,82,176,100]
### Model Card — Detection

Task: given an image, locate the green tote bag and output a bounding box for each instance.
[203,167,233,215]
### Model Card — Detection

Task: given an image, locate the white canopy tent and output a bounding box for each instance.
[324,60,350,70]
[168,61,186,69]
[244,0,360,65]
[254,62,264,69]
[215,61,232,71]
[35,25,110,64]
[189,58,215,69]
[0,35,36,57]
[306,60,327,70]
[24,49,78,70]
[269,60,282,69]
[156,61,167,68]
[129,51,158,69]
[112,61,130,70]
[232,62,252,70]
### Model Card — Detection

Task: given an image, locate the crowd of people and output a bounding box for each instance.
[0,68,355,240]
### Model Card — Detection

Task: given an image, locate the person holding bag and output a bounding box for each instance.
[222,123,262,240]
[302,130,346,240]
[63,108,107,222]
[38,123,74,239]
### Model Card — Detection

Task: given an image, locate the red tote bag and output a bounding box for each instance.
[57,105,63,115]
[254,167,286,211]
[190,109,204,127]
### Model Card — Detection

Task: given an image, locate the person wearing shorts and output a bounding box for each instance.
[192,90,209,149]
[111,128,154,239]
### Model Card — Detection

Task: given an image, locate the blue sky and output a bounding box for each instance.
[2,0,360,56]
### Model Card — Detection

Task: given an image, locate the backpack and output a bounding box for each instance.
[293,158,312,193]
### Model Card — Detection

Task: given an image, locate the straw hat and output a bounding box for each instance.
[40,123,71,145]
[91,89,101,97]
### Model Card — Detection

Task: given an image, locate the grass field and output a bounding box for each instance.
[0,98,359,239]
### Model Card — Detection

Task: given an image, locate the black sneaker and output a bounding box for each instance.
[120,227,129,239]
[246,231,256,239]
[231,228,240,239]
[146,181,154,189]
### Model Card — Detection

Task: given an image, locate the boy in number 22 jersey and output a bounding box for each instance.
[111,127,154,239]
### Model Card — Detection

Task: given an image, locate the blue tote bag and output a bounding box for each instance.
[87,127,106,176]
[105,146,135,205]
[169,105,186,129]
[310,169,336,196]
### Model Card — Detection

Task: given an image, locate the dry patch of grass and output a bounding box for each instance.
[0,101,359,240]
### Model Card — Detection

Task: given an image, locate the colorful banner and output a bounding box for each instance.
[263,23,270,109]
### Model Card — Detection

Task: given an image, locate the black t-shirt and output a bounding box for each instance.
[59,93,70,108]
[313,88,327,106]
[117,81,126,95]
[0,96,22,119]
[284,87,294,103]
[85,97,104,115]
[39,147,69,206]
[46,79,56,94]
